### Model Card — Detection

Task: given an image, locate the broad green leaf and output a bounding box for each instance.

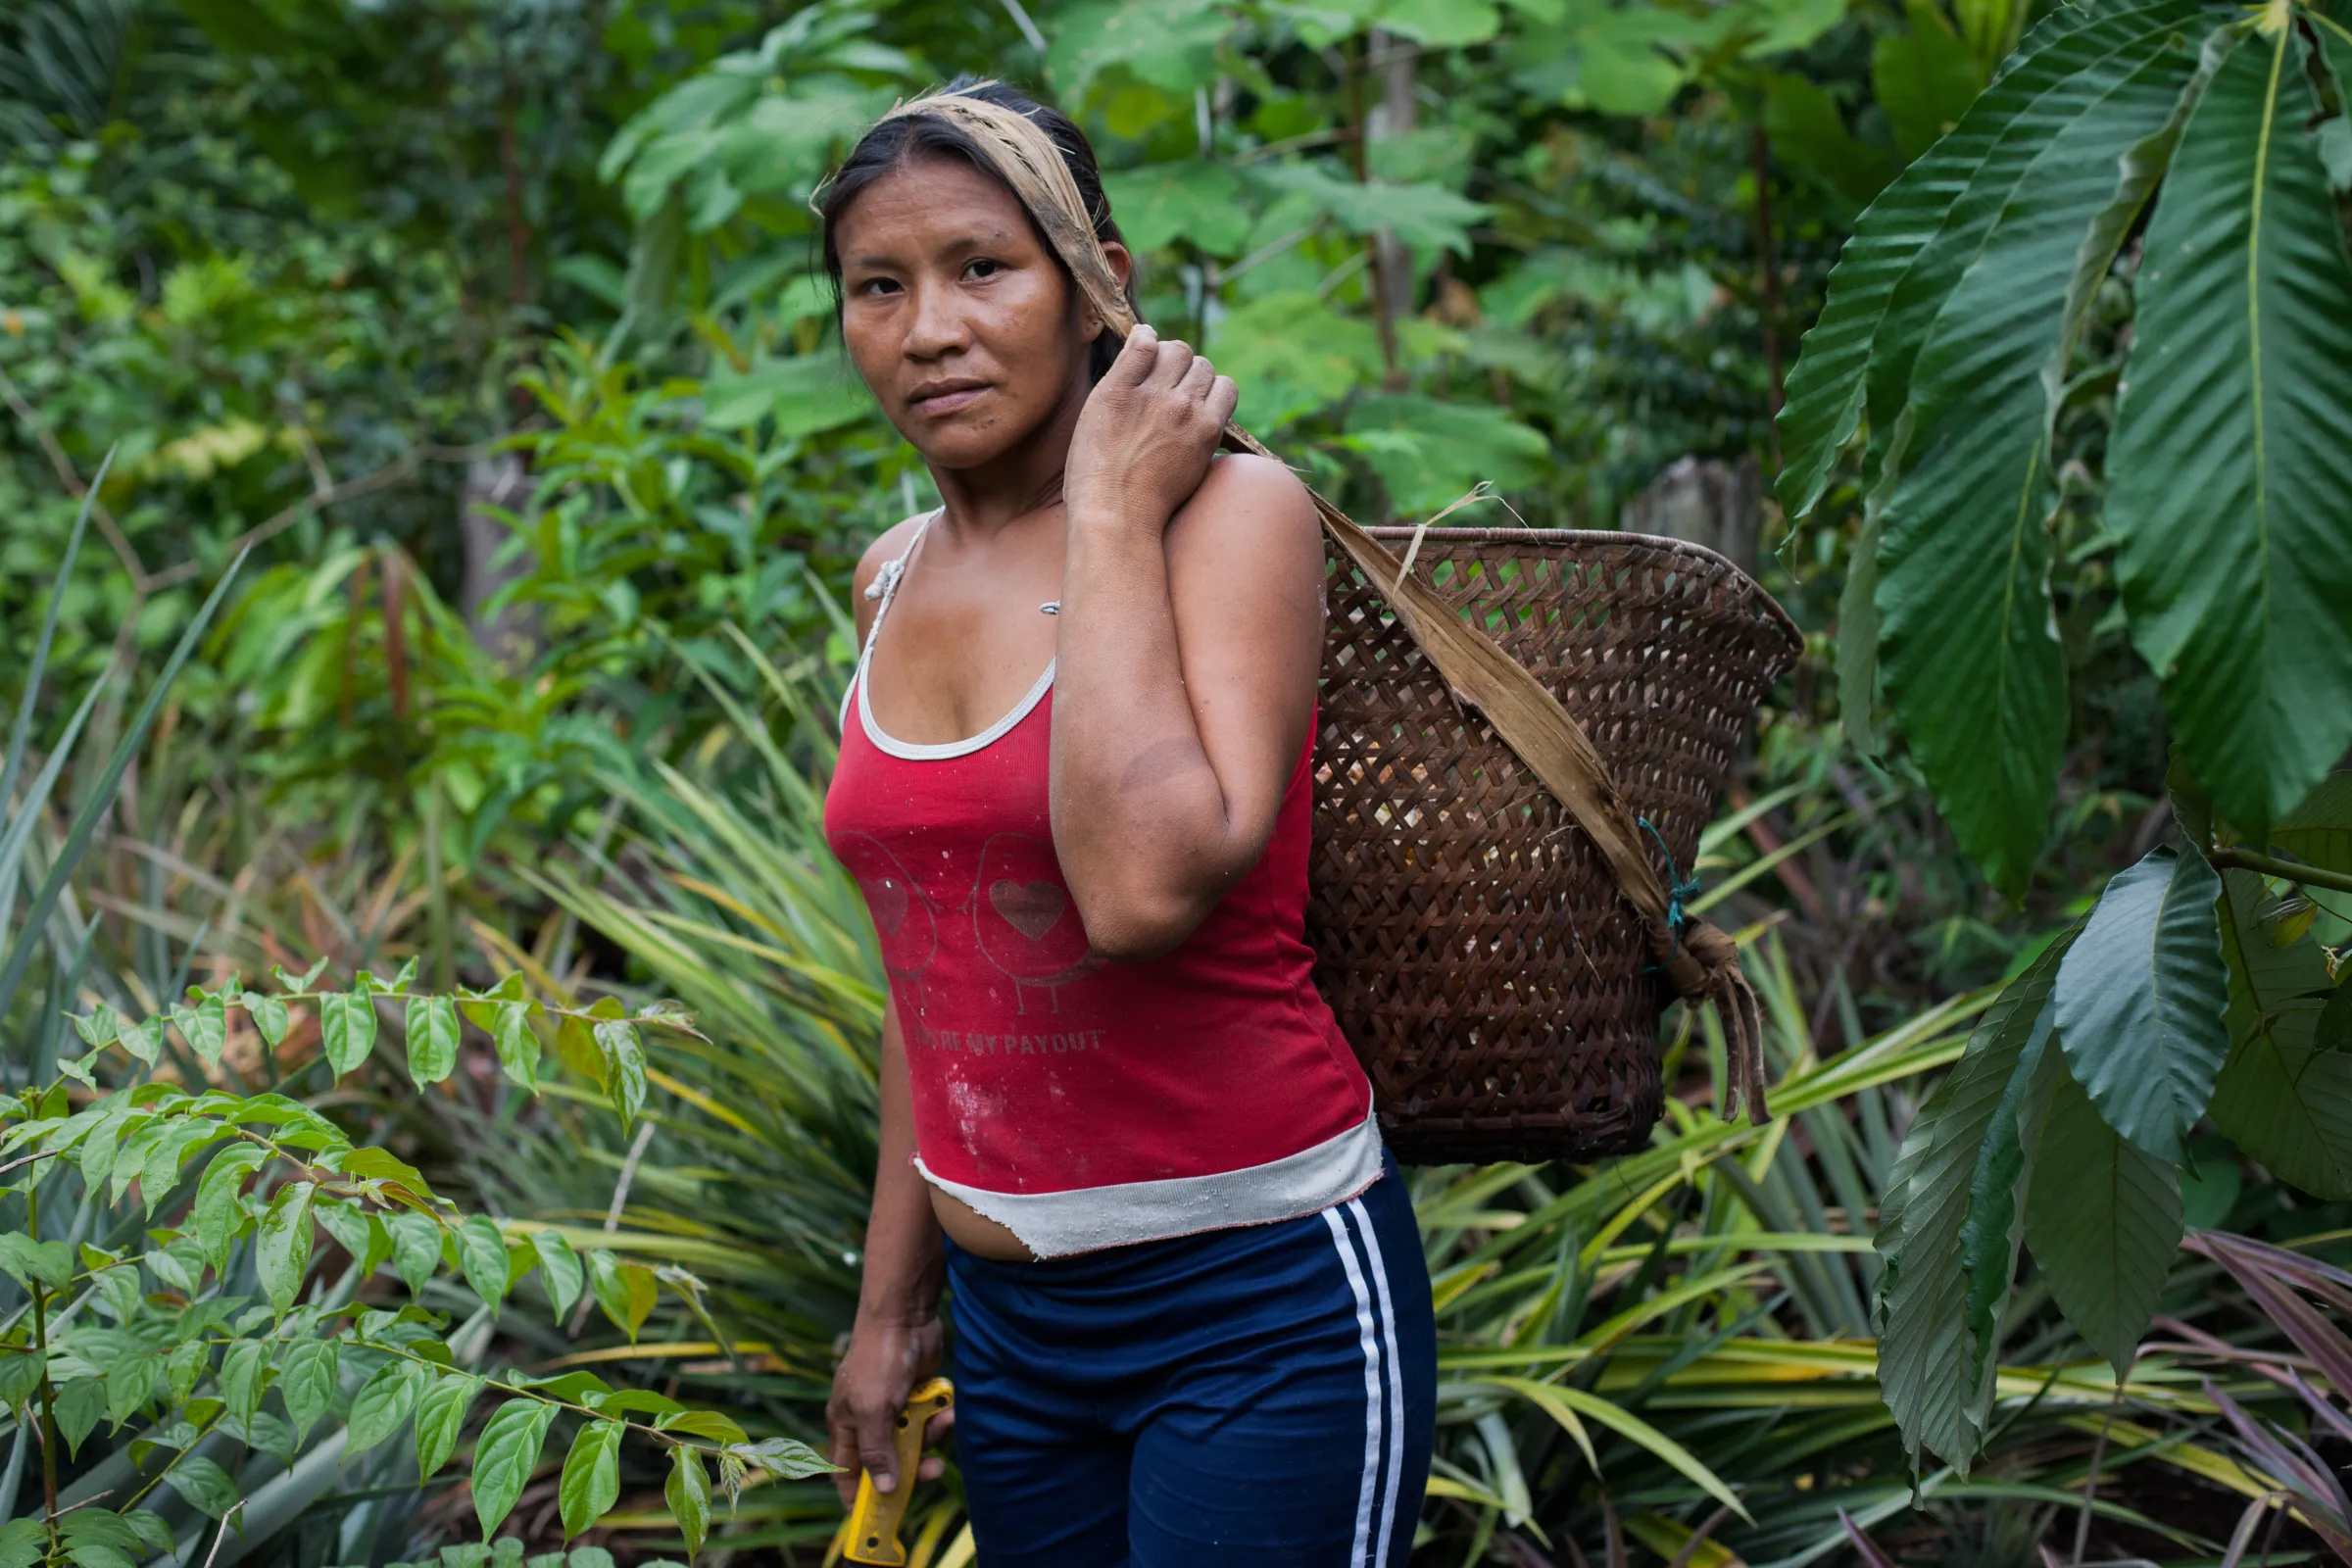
[220,1339,270,1427]
[1877,24,2202,891]
[1048,0,1228,95]
[244,990,289,1048]
[560,1419,625,1538]
[105,1351,161,1428]
[1873,0,1987,161]
[0,1234,75,1293]
[167,1339,210,1402]
[456,1215,512,1312]
[192,1142,268,1268]
[1777,0,2201,516]
[2273,771,2352,873]
[700,355,876,438]
[2108,28,2352,839]
[1343,394,1549,516]
[256,1179,317,1313]
[0,1519,46,1568]
[532,1230,586,1322]
[1208,292,1383,428]
[1251,162,1492,255]
[406,995,461,1086]
[116,1015,161,1066]
[2208,870,2352,1196]
[164,1454,241,1519]
[1765,72,1895,209]
[589,1250,660,1342]
[1876,929,2075,1471]
[658,1410,748,1446]
[391,1210,444,1295]
[142,1119,226,1214]
[416,1371,483,1478]
[347,1358,427,1453]
[279,1339,340,1442]
[492,1003,539,1091]
[1953,994,2062,1431]
[473,1398,561,1539]
[2054,845,2230,1160]
[595,1018,649,1126]
[1101,161,1250,254]
[55,1378,104,1454]
[666,1443,711,1559]
[70,1004,119,1050]
[2026,1066,2183,1373]
[180,992,227,1067]
[321,992,377,1075]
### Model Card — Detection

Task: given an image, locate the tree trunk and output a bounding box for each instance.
[1621,454,1763,576]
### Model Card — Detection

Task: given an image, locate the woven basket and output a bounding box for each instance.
[1306,527,1803,1166]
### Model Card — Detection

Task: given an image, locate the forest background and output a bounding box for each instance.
[4,0,2351,1563]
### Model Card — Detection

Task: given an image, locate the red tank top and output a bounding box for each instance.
[822,517,1378,1257]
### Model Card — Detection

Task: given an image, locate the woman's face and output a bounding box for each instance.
[835,153,1127,472]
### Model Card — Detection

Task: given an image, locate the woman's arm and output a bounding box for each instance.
[825,997,951,1502]
[1052,325,1323,960]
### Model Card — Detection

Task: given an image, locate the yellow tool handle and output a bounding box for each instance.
[842,1377,955,1567]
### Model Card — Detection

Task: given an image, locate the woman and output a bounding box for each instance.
[818,79,1435,1566]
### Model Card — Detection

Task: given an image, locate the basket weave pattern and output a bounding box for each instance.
[1308,528,1803,1165]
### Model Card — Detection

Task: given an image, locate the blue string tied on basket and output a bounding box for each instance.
[1638,814,1702,953]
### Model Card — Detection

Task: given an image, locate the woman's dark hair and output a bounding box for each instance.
[817,76,1134,381]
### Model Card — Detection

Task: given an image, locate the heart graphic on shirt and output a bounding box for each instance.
[988,878,1066,942]
[867,876,908,936]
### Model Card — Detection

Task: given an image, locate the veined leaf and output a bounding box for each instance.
[559,1418,624,1538]
[278,1340,340,1442]
[492,1002,539,1091]
[416,1372,482,1478]
[255,1179,316,1313]
[2207,870,2351,1196]
[666,1443,712,1559]
[1876,930,2075,1472]
[1776,0,2210,517]
[2273,770,2352,874]
[590,1250,661,1342]
[389,1210,443,1296]
[164,1454,239,1519]
[2026,1067,2183,1374]
[2054,845,2230,1162]
[406,996,460,1087]
[1878,24,2203,891]
[346,1358,426,1454]
[472,1398,560,1539]
[321,992,377,1075]
[532,1230,586,1322]
[456,1215,511,1312]
[2108,27,2352,839]
[1953,989,2062,1434]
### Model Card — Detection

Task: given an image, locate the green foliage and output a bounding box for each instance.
[2051,844,2229,1164]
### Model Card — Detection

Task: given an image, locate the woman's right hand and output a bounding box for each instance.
[826,1311,952,1505]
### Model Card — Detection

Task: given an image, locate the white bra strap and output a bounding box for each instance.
[842,513,938,730]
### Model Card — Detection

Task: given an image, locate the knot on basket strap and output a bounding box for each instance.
[1652,919,1770,1126]
[1632,815,1766,1122]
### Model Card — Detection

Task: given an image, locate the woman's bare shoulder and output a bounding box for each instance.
[1168,452,1318,557]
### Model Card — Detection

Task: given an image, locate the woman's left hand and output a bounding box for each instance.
[1064,323,1241,531]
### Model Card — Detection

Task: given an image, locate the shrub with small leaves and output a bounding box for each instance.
[0,972,831,1564]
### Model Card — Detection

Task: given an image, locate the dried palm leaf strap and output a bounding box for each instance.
[864,85,1771,1125]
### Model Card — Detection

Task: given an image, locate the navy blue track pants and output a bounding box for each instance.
[943,1152,1436,1566]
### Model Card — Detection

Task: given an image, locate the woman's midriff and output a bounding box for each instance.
[931,1186,1035,1261]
